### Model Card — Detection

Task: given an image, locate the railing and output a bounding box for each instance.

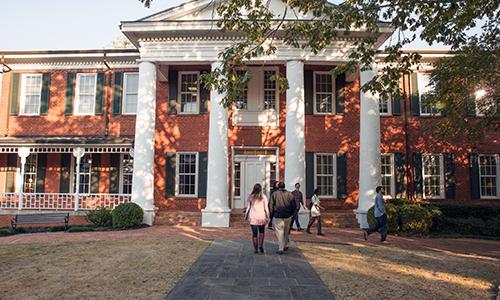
[0,193,131,211]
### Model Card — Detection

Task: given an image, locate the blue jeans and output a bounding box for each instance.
[289,209,301,230]
[367,214,387,241]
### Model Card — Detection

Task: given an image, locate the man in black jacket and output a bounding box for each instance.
[269,181,297,254]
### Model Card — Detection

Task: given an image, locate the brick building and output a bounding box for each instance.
[0,0,498,227]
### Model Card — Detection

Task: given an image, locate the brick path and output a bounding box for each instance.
[166,240,334,300]
[1,225,499,259]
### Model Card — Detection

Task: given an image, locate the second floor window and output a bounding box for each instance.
[314,72,334,114]
[179,72,199,114]
[20,74,43,115]
[418,73,440,116]
[235,70,249,109]
[263,70,277,110]
[75,73,97,115]
[122,73,139,114]
[379,95,392,115]
[422,154,444,198]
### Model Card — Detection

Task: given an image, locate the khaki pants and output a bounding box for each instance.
[273,217,291,251]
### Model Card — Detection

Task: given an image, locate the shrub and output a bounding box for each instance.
[400,204,433,235]
[367,203,400,233]
[432,216,500,238]
[432,204,500,220]
[112,203,143,229]
[86,207,112,227]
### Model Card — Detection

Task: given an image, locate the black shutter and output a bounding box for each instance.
[199,71,209,114]
[443,153,455,199]
[305,152,314,198]
[469,153,480,199]
[109,153,121,194]
[36,153,47,193]
[5,154,17,192]
[95,72,105,115]
[40,73,51,115]
[394,152,405,198]
[410,72,420,116]
[112,72,123,115]
[335,72,346,114]
[90,154,101,194]
[392,94,402,116]
[336,153,347,199]
[9,73,20,115]
[64,73,75,115]
[198,152,208,197]
[304,70,314,115]
[165,152,176,197]
[412,152,423,198]
[59,153,71,193]
[168,70,178,114]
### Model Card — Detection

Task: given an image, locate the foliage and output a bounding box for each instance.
[400,204,433,235]
[432,216,500,238]
[367,203,400,233]
[427,203,500,220]
[86,207,113,227]
[112,203,144,229]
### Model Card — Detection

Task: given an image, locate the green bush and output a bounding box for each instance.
[112,203,143,229]
[86,207,112,227]
[367,203,400,233]
[432,216,500,238]
[431,204,500,220]
[400,204,433,235]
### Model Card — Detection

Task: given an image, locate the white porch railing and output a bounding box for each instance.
[0,193,131,211]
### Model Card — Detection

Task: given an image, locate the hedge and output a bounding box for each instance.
[112,203,144,229]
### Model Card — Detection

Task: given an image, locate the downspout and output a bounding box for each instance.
[402,74,413,201]
[103,51,111,137]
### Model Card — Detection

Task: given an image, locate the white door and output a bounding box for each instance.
[237,161,266,209]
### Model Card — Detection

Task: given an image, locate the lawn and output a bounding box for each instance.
[0,239,208,300]
[299,242,500,300]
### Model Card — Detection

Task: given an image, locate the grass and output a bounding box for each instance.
[299,242,500,300]
[0,239,209,300]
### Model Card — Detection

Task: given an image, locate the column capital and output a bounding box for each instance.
[136,59,157,65]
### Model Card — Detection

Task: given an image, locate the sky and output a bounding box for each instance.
[0,0,448,51]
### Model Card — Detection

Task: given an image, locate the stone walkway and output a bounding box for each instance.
[166,240,334,300]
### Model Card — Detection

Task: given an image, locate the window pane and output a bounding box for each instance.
[263,70,276,109]
[315,154,335,196]
[423,155,442,198]
[315,73,333,113]
[479,155,498,197]
[22,74,42,115]
[178,153,197,196]
[77,74,96,114]
[123,74,139,114]
[180,73,198,113]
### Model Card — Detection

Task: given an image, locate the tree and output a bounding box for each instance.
[139,0,499,142]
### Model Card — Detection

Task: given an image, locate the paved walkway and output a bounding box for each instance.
[166,240,334,300]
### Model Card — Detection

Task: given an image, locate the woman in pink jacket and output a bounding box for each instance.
[245,183,270,254]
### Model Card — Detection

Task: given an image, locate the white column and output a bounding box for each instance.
[355,64,381,228]
[17,147,30,210]
[202,61,231,227]
[131,60,157,225]
[285,60,308,228]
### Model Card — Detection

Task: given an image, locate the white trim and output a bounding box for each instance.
[313,153,337,198]
[19,73,43,116]
[379,94,392,116]
[313,71,335,115]
[422,154,445,199]
[478,154,500,199]
[74,73,97,116]
[121,72,139,115]
[178,71,200,114]
[175,152,199,197]
[380,153,396,198]
[416,72,441,117]
[119,153,134,194]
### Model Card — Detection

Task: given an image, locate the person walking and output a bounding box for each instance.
[268,180,279,231]
[363,186,388,242]
[268,181,296,254]
[306,188,324,236]
[245,183,270,253]
[289,182,304,233]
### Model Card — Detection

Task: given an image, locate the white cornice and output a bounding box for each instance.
[7,61,138,71]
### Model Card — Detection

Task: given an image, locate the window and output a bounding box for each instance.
[234,162,241,197]
[20,74,43,115]
[475,91,497,117]
[379,94,392,115]
[263,70,277,110]
[121,154,133,194]
[314,72,334,114]
[314,153,336,197]
[179,72,199,114]
[74,154,92,194]
[381,154,395,198]
[422,154,444,198]
[22,154,38,193]
[176,153,198,196]
[235,70,248,109]
[122,73,139,114]
[478,155,499,198]
[417,73,440,115]
[75,73,97,115]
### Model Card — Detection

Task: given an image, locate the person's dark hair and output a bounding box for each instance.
[295,182,300,188]
[313,188,320,195]
[376,186,383,193]
[278,181,285,189]
[274,181,280,189]
[251,183,263,199]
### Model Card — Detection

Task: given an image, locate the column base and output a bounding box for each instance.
[298,209,310,229]
[142,208,156,226]
[353,209,369,229]
[201,208,231,227]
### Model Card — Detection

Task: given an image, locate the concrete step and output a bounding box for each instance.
[154,211,201,226]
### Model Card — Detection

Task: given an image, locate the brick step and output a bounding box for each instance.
[154,211,201,226]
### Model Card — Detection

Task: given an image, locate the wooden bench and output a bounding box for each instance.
[11,213,70,231]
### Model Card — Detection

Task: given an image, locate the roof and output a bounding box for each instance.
[0,136,134,146]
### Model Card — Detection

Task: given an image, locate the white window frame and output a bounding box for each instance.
[262,67,279,111]
[20,154,38,193]
[416,72,441,116]
[121,72,139,115]
[313,153,337,198]
[478,154,500,199]
[19,73,43,116]
[119,153,134,194]
[380,154,395,198]
[175,152,199,197]
[178,71,200,114]
[70,154,93,194]
[313,71,335,115]
[74,73,97,116]
[422,154,445,199]
[475,98,497,117]
[379,94,392,116]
